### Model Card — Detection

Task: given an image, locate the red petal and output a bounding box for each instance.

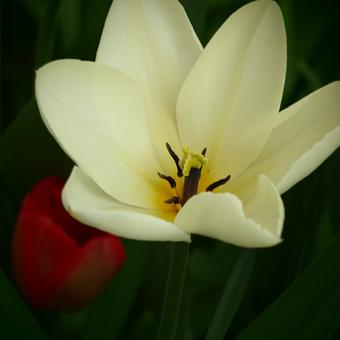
[12,177,126,310]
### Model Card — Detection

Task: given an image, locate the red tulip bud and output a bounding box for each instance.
[12,177,125,310]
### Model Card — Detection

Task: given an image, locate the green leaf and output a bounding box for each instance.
[58,0,83,55]
[180,0,207,37]
[237,232,340,340]
[205,249,255,340]
[35,0,62,68]
[0,178,17,271]
[326,149,340,236]
[0,99,71,271]
[0,99,72,200]
[186,241,243,339]
[18,0,41,20]
[0,271,48,340]
[123,310,157,340]
[72,0,112,60]
[83,240,151,340]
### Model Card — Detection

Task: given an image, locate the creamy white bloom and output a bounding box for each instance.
[35,0,340,248]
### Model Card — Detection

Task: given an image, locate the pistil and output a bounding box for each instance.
[182,167,202,204]
[180,145,207,203]
[160,143,231,207]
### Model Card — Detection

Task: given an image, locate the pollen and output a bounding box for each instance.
[179,145,208,177]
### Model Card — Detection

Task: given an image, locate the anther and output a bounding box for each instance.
[164,196,181,205]
[201,147,207,156]
[206,175,231,192]
[157,172,176,188]
[166,143,183,177]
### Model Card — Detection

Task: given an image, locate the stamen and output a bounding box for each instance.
[166,143,183,177]
[206,175,231,192]
[157,172,176,188]
[161,144,211,206]
[164,196,180,205]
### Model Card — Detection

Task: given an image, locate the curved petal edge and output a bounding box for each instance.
[62,167,190,243]
[175,175,283,248]
[278,126,340,194]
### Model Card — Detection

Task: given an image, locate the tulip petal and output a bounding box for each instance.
[177,0,286,181]
[96,0,202,172]
[230,82,340,196]
[62,167,190,242]
[36,59,173,210]
[50,235,125,310]
[12,176,126,310]
[175,175,283,248]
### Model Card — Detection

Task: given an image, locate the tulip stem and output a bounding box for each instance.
[157,242,190,340]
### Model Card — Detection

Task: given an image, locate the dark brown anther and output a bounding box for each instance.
[157,172,176,188]
[201,147,207,156]
[164,196,181,205]
[166,143,183,177]
[206,175,231,192]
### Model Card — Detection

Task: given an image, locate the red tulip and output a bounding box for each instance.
[12,177,125,310]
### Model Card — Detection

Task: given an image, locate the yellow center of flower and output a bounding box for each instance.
[158,144,231,208]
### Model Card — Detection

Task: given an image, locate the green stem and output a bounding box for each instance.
[157,242,190,340]
[205,249,255,340]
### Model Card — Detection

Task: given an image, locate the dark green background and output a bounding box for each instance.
[1,0,340,339]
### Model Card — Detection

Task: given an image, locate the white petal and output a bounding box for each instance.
[96,0,202,174]
[177,0,286,180]
[36,59,172,210]
[230,81,340,197]
[175,175,283,248]
[63,167,190,242]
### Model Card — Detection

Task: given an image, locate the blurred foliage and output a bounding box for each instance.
[0,0,339,339]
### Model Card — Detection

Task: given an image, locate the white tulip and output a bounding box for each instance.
[35,0,340,247]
